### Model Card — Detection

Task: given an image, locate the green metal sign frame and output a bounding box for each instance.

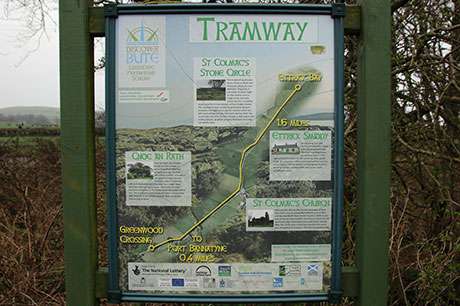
[59,1,391,305]
[104,3,344,304]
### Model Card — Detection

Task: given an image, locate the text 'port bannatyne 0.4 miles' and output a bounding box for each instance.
[105,3,345,304]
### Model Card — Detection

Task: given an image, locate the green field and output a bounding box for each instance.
[0,122,17,128]
[196,87,226,101]
[0,136,58,146]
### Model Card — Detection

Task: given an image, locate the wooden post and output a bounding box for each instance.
[59,0,98,305]
[356,0,392,305]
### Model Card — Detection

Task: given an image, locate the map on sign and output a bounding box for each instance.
[114,13,335,294]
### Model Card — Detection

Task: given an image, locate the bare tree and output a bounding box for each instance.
[207,79,225,88]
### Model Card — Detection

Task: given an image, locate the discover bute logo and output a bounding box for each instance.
[126,21,161,64]
[127,22,160,45]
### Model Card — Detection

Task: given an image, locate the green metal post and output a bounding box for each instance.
[356,0,391,305]
[60,0,98,305]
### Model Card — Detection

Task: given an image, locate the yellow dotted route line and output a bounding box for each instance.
[150,83,302,252]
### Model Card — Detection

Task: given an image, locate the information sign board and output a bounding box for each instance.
[105,4,344,303]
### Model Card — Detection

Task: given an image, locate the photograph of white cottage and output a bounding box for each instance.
[271,143,300,155]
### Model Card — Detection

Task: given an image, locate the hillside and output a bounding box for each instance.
[0,106,59,121]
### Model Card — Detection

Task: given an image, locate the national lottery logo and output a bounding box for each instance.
[126,21,161,64]
[132,265,141,275]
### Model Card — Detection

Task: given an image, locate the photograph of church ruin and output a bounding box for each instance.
[247,210,274,228]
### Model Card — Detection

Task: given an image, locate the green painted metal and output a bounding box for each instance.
[104,12,120,302]
[356,0,392,305]
[330,8,345,303]
[60,0,98,305]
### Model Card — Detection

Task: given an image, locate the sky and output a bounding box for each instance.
[0,0,313,113]
[0,2,105,110]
